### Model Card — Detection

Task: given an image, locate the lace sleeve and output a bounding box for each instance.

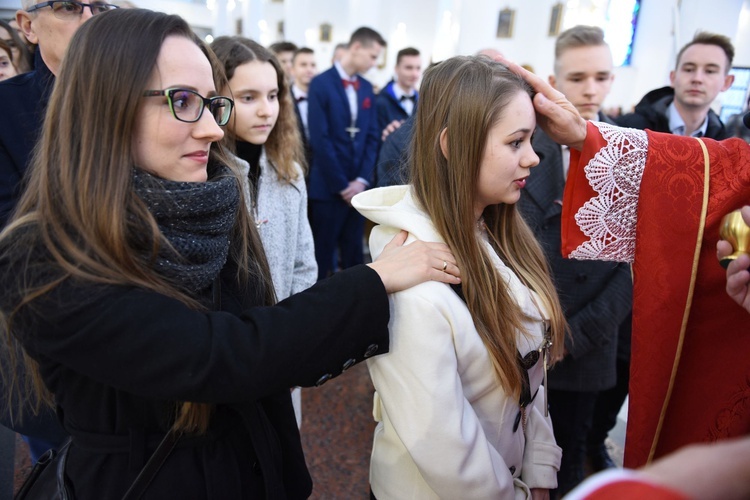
[569,122,649,263]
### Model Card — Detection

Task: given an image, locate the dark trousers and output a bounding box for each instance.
[548,389,597,498]
[309,199,364,280]
[588,356,630,449]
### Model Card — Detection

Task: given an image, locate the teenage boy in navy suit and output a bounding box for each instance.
[307,27,386,279]
[375,47,421,137]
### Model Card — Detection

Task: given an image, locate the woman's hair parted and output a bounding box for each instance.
[210,36,306,181]
[410,55,566,397]
[0,9,274,433]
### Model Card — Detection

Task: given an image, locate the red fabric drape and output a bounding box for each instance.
[562,123,750,467]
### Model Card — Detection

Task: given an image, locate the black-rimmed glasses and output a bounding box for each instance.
[26,1,119,20]
[142,89,234,127]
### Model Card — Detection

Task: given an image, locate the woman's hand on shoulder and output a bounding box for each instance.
[367,230,460,293]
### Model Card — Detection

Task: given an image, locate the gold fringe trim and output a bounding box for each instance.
[647,138,710,463]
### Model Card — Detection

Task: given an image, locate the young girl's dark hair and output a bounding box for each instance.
[211,36,306,181]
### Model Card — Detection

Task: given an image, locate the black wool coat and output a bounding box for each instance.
[6,261,389,499]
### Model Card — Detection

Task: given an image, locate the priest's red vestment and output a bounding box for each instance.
[566,470,688,500]
[561,122,750,467]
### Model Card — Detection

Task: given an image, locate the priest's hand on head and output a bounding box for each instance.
[498,56,587,151]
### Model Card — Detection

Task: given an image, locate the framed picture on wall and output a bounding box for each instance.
[549,3,564,37]
[320,23,332,42]
[496,8,515,39]
[377,47,388,70]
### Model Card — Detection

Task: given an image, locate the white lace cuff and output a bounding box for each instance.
[569,122,649,263]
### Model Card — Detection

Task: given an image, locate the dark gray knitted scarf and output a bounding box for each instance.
[132,166,239,295]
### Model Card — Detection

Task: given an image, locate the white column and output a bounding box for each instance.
[735,0,750,66]
[210,0,233,37]
[239,0,266,41]
[432,0,461,61]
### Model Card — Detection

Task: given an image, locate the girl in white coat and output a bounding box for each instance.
[353,56,566,499]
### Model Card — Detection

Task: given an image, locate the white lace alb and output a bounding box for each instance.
[569,122,649,263]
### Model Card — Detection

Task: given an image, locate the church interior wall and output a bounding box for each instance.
[0,0,747,112]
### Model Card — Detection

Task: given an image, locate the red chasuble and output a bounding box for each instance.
[574,480,687,500]
[561,122,750,467]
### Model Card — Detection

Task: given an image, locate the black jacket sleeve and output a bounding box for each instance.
[18,265,389,404]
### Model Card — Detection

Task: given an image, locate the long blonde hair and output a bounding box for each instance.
[410,56,566,397]
[0,9,275,434]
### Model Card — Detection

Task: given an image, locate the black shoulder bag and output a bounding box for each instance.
[14,428,181,500]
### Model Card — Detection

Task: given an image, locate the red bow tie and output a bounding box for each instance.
[342,78,360,91]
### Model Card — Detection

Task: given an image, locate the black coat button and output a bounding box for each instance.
[342,358,356,371]
[575,273,588,283]
[252,461,262,475]
[364,344,379,358]
[315,373,333,386]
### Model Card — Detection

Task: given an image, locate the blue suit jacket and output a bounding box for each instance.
[307,67,379,201]
[0,52,54,227]
[375,80,417,134]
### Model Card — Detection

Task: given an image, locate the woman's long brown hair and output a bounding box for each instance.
[410,56,566,398]
[211,36,306,181]
[0,9,275,434]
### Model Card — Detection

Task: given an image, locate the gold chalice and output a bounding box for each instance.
[719,209,750,269]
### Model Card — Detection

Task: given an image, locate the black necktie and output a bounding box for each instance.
[296,96,306,103]
[400,94,415,102]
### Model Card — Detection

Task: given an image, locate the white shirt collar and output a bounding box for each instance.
[668,101,708,137]
[392,83,415,100]
[334,61,357,81]
[291,85,307,100]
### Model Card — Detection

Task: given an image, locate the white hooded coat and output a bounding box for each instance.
[353,185,561,499]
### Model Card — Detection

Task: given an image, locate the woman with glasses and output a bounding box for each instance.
[0,9,459,498]
[353,56,565,499]
[23,1,119,18]
[210,36,317,427]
